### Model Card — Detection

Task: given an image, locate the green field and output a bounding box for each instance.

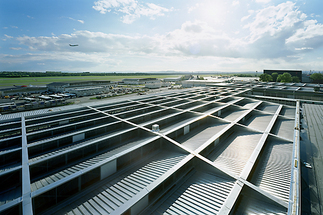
[0,75,181,87]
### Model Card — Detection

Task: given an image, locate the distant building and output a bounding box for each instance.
[0,86,47,96]
[264,70,302,82]
[47,81,115,96]
[163,77,182,82]
[122,78,160,85]
[182,79,229,88]
[145,82,162,89]
[162,82,171,87]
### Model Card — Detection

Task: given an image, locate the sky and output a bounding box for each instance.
[1,0,323,73]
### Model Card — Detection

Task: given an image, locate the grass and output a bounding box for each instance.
[0,75,181,87]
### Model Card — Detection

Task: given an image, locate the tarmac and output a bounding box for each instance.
[301,103,323,215]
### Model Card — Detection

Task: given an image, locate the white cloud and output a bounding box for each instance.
[255,0,271,3]
[286,20,323,45]
[3,34,13,41]
[93,0,172,24]
[241,10,254,22]
[188,3,199,13]
[11,26,18,29]
[27,15,34,19]
[4,34,13,39]
[10,47,22,50]
[242,1,323,55]
[93,0,136,14]
[16,31,157,54]
[13,23,234,59]
[232,1,239,6]
[12,16,315,61]
[8,1,323,72]
[67,17,85,24]
[295,47,313,51]
[244,2,307,42]
[3,27,8,29]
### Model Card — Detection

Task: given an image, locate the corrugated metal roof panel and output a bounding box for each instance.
[250,138,293,202]
[151,172,235,214]
[54,151,188,214]
[208,130,263,176]
[233,194,287,214]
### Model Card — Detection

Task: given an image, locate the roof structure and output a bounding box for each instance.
[204,81,323,102]
[0,86,300,215]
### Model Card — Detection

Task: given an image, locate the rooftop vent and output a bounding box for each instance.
[152,124,159,132]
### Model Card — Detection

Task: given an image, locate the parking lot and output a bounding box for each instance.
[0,86,177,114]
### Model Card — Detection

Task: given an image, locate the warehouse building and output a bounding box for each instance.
[145,81,162,89]
[47,81,115,95]
[163,77,182,82]
[0,86,47,97]
[0,86,305,214]
[122,78,160,85]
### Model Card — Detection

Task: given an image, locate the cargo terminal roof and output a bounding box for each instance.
[0,86,301,214]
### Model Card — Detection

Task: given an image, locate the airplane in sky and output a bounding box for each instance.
[69,44,78,47]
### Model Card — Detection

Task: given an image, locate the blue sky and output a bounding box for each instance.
[1,0,323,72]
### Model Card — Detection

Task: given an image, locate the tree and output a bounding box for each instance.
[310,73,323,83]
[271,72,278,82]
[292,76,300,83]
[259,73,273,82]
[277,72,292,83]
